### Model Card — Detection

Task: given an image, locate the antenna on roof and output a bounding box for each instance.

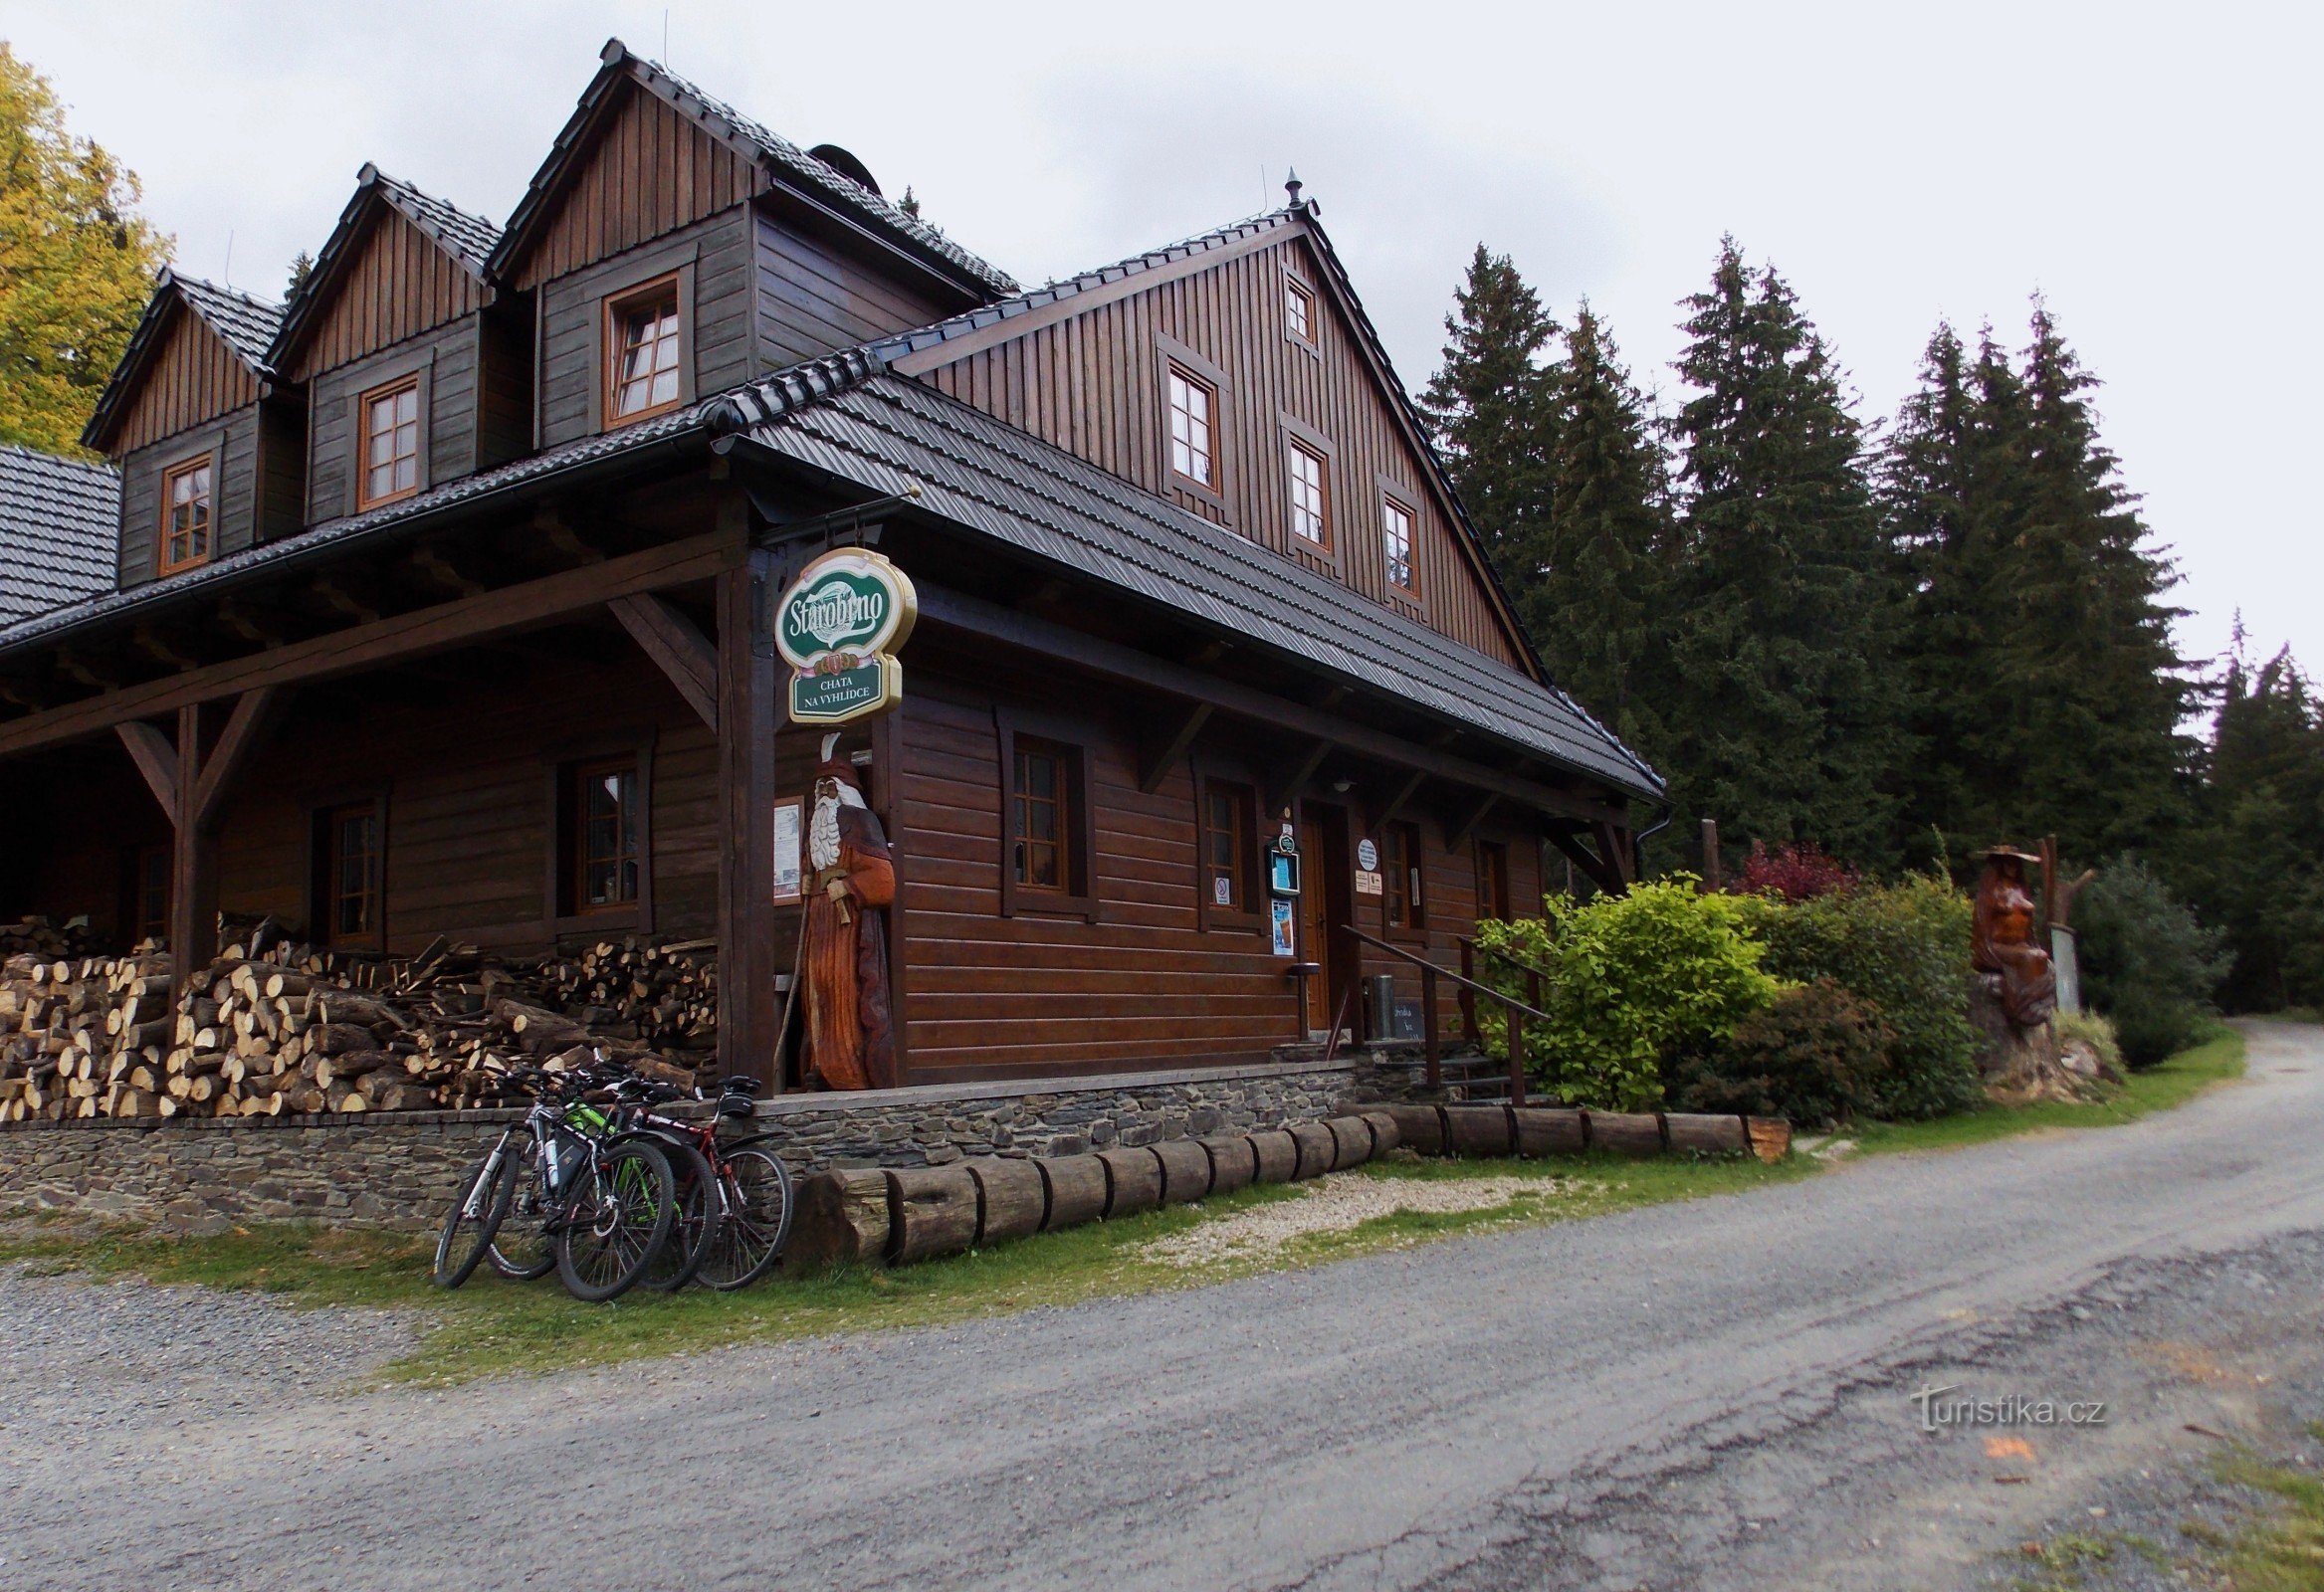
[1284,169,1304,211]
[223,230,235,289]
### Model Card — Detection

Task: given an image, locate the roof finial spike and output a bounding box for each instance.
[1284,168,1303,210]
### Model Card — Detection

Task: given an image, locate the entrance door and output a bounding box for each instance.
[1298,807,1353,1037]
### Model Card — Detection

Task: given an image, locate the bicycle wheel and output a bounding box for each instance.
[432,1140,517,1289]
[640,1137,721,1293]
[554,1139,675,1302]
[486,1135,556,1282]
[698,1145,794,1292]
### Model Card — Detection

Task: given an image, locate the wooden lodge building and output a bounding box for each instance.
[0,42,1663,1092]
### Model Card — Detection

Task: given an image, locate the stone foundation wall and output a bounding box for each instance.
[0,1053,1401,1231]
[0,1109,519,1233]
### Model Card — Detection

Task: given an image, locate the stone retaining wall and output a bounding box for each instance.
[0,1053,1398,1232]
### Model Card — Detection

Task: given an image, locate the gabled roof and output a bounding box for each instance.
[723,373,1664,801]
[82,271,283,452]
[490,41,1016,300]
[873,202,1548,685]
[270,164,502,370]
[0,446,118,625]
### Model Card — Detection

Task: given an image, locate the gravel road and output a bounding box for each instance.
[5,1022,2322,1592]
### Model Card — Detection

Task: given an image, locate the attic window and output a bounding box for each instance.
[1166,364,1217,489]
[1382,496,1418,594]
[358,375,421,508]
[159,454,213,575]
[1287,442,1330,547]
[607,275,683,424]
[1285,275,1316,344]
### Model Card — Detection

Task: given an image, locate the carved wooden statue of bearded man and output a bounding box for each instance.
[1972,849,2057,1028]
[802,743,896,1090]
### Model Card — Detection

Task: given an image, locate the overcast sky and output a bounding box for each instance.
[8,0,2316,683]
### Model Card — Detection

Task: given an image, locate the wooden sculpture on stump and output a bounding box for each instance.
[801,737,897,1091]
[1970,847,2087,1102]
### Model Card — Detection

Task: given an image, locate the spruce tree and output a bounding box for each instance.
[1655,239,1911,871]
[1534,301,1670,750]
[1419,244,1559,595]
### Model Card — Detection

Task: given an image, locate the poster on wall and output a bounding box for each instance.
[771,798,804,903]
[1270,896,1297,957]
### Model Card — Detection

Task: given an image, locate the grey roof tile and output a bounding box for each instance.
[741,374,1663,799]
[371,170,501,272]
[0,447,118,626]
[169,274,283,371]
[83,271,282,451]
[271,166,501,367]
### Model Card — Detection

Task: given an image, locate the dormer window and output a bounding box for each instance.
[607,275,683,424]
[160,455,213,575]
[358,375,421,508]
[1285,275,1317,345]
[1166,363,1216,489]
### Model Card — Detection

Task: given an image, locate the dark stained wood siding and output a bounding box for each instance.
[286,207,486,382]
[115,407,262,588]
[534,210,754,449]
[892,682,1297,1079]
[915,232,1527,669]
[106,304,262,457]
[304,320,485,522]
[14,644,721,951]
[752,212,953,368]
[509,82,764,293]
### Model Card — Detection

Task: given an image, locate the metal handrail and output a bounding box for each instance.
[1456,932,1555,1053]
[1344,925,1547,1103]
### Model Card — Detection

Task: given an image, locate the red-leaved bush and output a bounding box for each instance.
[1727,841,1858,902]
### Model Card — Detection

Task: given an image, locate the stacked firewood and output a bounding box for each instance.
[0,928,711,1122]
[0,916,96,963]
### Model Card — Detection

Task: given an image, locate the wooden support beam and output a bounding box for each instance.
[132,625,200,672]
[190,687,282,833]
[915,585,1631,826]
[1591,820,1635,887]
[411,544,487,599]
[1373,768,1427,831]
[1448,793,1499,851]
[1274,738,1333,813]
[715,527,780,1089]
[311,576,381,626]
[114,720,178,824]
[0,528,739,758]
[609,592,720,732]
[534,508,606,564]
[1137,701,1211,795]
[1547,825,1628,897]
[168,704,214,970]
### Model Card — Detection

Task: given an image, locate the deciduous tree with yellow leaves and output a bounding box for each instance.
[0,43,170,457]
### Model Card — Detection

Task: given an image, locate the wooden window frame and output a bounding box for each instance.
[157,451,216,576]
[996,707,1099,922]
[603,271,687,429]
[306,787,389,954]
[1155,333,1231,514]
[1279,413,1339,562]
[1379,818,1427,943]
[354,372,423,510]
[542,730,657,936]
[1378,479,1424,603]
[1195,772,1264,933]
[1475,838,1512,924]
[1283,270,1320,353]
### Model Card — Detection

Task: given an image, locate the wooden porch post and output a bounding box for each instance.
[156,688,284,974]
[716,539,779,1087]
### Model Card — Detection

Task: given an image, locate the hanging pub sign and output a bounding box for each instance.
[775,547,918,725]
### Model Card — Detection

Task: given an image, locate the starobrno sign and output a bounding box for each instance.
[775,548,918,725]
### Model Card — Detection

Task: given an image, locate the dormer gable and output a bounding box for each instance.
[271,164,501,383]
[81,271,280,457]
[488,41,1015,304]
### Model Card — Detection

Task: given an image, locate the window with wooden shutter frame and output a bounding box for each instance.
[1381,820,1425,938]
[1287,441,1330,548]
[159,454,213,575]
[605,275,684,425]
[357,375,422,508]
[1197,776,1262,930]
[1284,273,1317,346]
[312,799,385,948]
[1381,495,1419,595]
[1166,363,1218,490]
[997,713,1099,921]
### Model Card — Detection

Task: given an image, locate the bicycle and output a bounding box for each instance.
[432,1062,678,1302]
[624,1075,796,1291]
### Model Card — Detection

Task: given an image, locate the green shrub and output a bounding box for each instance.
[1672,979,1893,1127]
[1732,876,1980,1119]
[1474,880,1779,1111]
[2077,856,2229,1067]
[2055,1008,2124,1077]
